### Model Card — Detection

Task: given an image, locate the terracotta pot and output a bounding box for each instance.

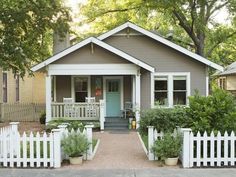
[164,157,178,166]
[69,156,83,165]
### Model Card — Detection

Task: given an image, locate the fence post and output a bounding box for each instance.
[85,124,94,160]
[52,129,61,168]
[99,100,105,131]
[10,122,19,156]
[148,126,155,160]
[58,124,68,161]
[181,128,192,168]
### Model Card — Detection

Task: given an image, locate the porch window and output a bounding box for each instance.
[74,77,88,102]
[173,76,186,105]
[3,73,7,103]
[154,77,168,105]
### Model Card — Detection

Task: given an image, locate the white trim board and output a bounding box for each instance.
[103,76,124,117]
[31,37,154,73]
[98,22,223,72]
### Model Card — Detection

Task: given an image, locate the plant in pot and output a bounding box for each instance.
[61,132,90,165]
[152,132,182,166]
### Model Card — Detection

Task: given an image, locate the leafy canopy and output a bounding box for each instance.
[0,0,71,76]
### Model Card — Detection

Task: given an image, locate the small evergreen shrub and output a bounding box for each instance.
[152,133,182,161]
[39,112,46,124]
[61,132,90,157]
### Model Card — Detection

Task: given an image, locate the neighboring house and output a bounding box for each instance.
[31,22,223,129]
[216,61,236,96]
[0,69,45,103]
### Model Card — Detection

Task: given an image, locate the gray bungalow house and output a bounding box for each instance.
[31,22,223,130]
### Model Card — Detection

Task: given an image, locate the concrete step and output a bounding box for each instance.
[105,117,129,123]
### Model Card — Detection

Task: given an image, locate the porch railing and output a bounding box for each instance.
[51,102,100,120]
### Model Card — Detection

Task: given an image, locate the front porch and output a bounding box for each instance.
[45,64,142,130]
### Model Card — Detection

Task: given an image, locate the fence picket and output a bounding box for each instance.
[196,132,201,167]
[224,131,228,166]
[230,131,235,166]
[217,132,221,166]
[36,132,40,167]
[16,132,21,167]
[29,132,34,167]
[43,132,47,167]
[189,132,194,167]
[22,132,27,167]
[210,131,215,166]
[9,132,14,167]
[203,131,207,166]
[49,132,54,167]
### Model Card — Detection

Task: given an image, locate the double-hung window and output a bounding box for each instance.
[154,73,190,107]
[74,77,89,102]
[3,73,7,103]
[218,77,226,90]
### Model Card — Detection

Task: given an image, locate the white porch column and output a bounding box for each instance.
[135,73,141,129]
[132,75,136,109]
[46,75,52,123]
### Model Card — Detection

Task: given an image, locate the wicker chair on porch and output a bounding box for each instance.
[85,97,96,118]
[122,101,133,119]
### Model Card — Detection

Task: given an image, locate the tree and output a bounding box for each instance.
[0,0,71,76]
[80,0,236,58]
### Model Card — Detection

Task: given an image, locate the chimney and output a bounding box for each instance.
[53,32,70,54]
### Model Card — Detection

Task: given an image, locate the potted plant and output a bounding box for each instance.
[61,132,90,165]
[152,132,182,166]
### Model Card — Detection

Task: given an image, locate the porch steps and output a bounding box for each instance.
[104,117,129,130]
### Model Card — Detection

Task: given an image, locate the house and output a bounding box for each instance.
[216,61,236,96]
[0,69,45,103]
[31,22,223,130]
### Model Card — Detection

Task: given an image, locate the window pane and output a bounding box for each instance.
[174,92,186,105]
[155,92,168,105]
[108,81,119,92]
[3,73,7,103]
[155,80,167,90]
[174,78,186,90]
[74,77,88,102]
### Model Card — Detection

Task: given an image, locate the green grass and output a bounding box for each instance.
[141,134,148,149]
[92,139,98,150]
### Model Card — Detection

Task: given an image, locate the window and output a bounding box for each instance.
[173,76,186,105]
[74,77,88,102]
[108,80,119,92]
[16,75,19,102]
[218,77,226,89]
[154,77,168,105]
[154,73,189,107]
[3,73,7,103]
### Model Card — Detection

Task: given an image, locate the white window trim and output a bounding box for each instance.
[71,76,91,102]
[151,72,191,108]
[103,76,124,117]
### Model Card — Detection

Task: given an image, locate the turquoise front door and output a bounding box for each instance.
[106,79,121,117]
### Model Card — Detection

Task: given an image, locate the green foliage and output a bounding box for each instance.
[39,112,46,124]
[61,132,90,157]
[139,106,189,135]
[152,133,182,160]
[0,0,71,76]
[46,119,84,132]
[188,89,236,133]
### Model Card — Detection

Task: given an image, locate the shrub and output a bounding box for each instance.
[46,119,84,132]
[152,133,182,161]
[188,89,236,133]
[61,132,90,157]
[139,106,188,135]
[39,112,46,124]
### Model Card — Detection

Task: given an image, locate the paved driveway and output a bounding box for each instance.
[63,131,159,169]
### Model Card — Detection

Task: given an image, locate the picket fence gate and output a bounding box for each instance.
[147,126,236,168]
[0,122,94,168]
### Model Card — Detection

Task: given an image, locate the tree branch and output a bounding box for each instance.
[206,31,236,57]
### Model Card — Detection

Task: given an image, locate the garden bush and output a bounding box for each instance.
[139,106,189,135]
[46,119,84,132]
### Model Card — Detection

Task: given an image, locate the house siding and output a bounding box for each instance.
[104,35,207,95]
[56,75,71,102]
[141,69,151,109]
[226,75,236,91]
[124,75,132,103]
[54,44,130,64]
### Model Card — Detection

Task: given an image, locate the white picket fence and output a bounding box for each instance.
[0,122,94,168]
[147,126,236,168]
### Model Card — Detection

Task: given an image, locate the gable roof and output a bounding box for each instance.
[98,22,223,71]
[217,61,236,76]
[31,37,155,72]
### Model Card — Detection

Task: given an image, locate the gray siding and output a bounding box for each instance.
[104,35,207,95]
[56,76,71,102]
[54,44,130,64]
[141,70,151,110]
[124,76,132,103]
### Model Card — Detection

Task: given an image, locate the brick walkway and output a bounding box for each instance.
[63,131,163,169]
